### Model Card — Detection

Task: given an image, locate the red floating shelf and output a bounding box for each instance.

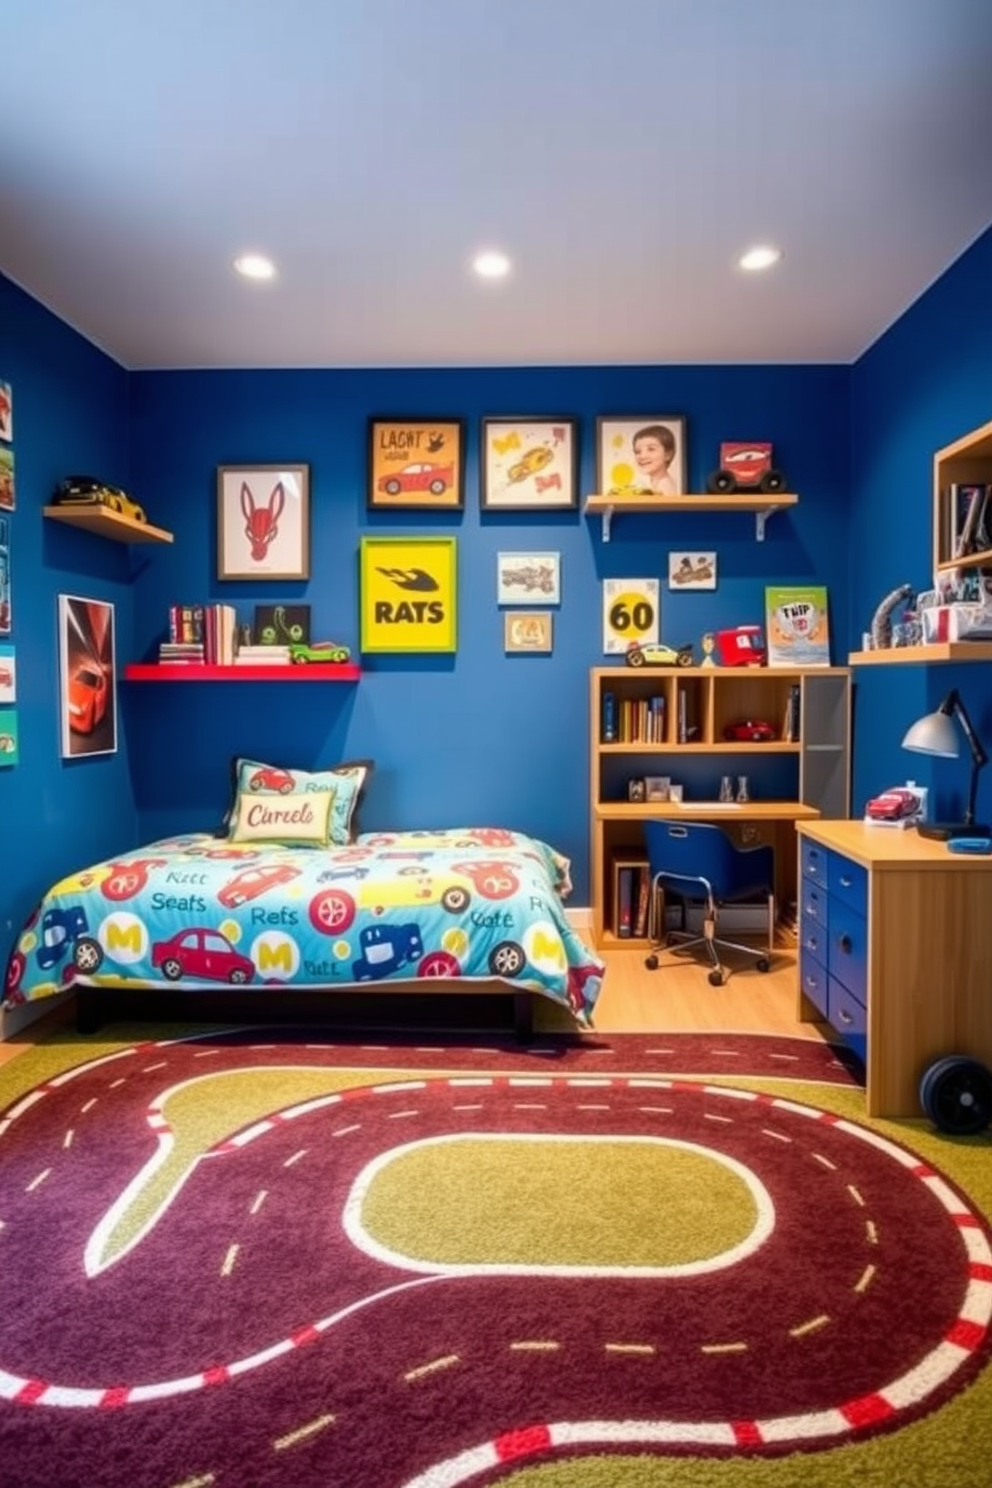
[123,663,361,683]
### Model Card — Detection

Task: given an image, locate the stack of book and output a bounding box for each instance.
[163,602,238,665]
[158,641,205,665]
[234,644,291,666]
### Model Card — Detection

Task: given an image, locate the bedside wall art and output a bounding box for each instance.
[360,535,458,653]
[368,418,465,510]
[58,594,117,759]
[482,417,578,511]
[217,463,310,580]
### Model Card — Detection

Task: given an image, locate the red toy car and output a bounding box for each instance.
[152,928,255,984]
[724,719,777,742]
[866,787,921,822]
[715,625,767,667]
[248,765,295,794]
[707,442,787,495]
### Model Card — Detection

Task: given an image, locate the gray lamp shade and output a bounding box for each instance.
[902,709,960,757]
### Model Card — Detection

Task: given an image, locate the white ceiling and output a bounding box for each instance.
[1,0,991,371]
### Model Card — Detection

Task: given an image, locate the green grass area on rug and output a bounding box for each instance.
[0,1021,990,1488]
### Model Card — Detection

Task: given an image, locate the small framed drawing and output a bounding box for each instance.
[0,379,12,442]
[504,611,553,653]
[367,418,465,511]
[669,551,717,590]
[481,416,578,511]
[217,464,310,580]
[58,594,117,759]
[644,775,671,803]
[360,535,457,653]
[596,416,687,496]
[254,603,311,646]
[497,551,561,606]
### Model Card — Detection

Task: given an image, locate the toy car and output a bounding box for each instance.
[289,641,351,664]
[625,642,694,668]
[724,719,777,742]
[866,787,922,821]
[52,475,147,523]
[715,625,767,667]
[707,443,787,495]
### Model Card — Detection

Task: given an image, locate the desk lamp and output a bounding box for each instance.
[902,688,990,840]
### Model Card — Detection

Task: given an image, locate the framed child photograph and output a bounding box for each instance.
[217,463,310,580]
[368,418,465,511]
[481,416,578,511]
[596,415,687,496]
[58,594,117,759]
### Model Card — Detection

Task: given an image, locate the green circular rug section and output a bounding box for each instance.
[356,1135,764,1271]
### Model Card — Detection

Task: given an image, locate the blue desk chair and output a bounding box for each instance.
[643,821,775,986]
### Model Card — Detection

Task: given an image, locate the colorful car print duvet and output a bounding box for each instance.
[3,827,605,1025]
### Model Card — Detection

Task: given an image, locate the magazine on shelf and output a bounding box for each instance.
[764,585,831,667]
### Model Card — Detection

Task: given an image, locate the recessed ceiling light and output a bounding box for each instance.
[234,253,276,281]
[472,250,512,280]
[738,245,782,272]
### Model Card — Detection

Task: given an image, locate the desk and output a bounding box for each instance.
[796,821,992,1117]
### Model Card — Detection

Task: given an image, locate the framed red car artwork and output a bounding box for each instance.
[58,594,117,759]
[368,419,465,511]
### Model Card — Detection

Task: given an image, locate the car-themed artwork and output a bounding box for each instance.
[0,445,14,512]
[496,551,561,605]
[0,378,12,442]
[0,706,17,766]
[0,514,9,633]
[706,441,787,495]
[668,550,716,590]
[625,641,694,668]
[58,594,116,758]
[482,417,578,511]
[864,784,927,826]
[2,828,605,1027]
[602,578,660,655]
[0,642,14,700]
[368,419,465,511]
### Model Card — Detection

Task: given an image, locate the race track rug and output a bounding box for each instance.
[1,1024,991,1488]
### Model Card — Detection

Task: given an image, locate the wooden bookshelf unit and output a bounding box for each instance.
[589,665,851,949]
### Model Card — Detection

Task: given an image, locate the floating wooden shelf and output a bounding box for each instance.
[584,491,798,542]
[595,801,820,821]
[124,663,361,682]
[44,505,174,544]
[847,643,992,665]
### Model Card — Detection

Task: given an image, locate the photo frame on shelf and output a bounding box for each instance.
[496,551,561,606]
[359,535,457,653]
[765,585,831,667]
[668,550,717,591]
[254,603,311,646]
[481,416,578,511]
[504,611,553,653]
[217,463,310,581]
[596,415,687,496]
[367,418,465,511]
[58,594,117,759]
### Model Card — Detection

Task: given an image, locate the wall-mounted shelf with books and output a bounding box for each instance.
[932,416,992,573]
[584,492,798,543]
[123,663,361,682]
[44,506,174,545]
[847,642,992,666]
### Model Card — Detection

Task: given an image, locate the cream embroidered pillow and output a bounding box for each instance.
[228,785,335,846]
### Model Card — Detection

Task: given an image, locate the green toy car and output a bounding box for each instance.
[289,641,351,664]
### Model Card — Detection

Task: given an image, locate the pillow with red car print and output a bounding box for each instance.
[222,758,373,847]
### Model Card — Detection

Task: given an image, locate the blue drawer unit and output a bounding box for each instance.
[800,876,828,927]
[827,853,868,914]
[829,974,867,1065]
[827,896,867,1008]
[800,839,828,885]
[800,948,829,1019]
[799,839,868,1064]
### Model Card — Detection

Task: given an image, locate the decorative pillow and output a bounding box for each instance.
[223,758,373,847]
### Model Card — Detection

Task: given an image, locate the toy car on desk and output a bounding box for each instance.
[52,475,147,523]
[723,719,777,742]
[865,787,921,821]
[289,641,351,664]
[625,642,694,668]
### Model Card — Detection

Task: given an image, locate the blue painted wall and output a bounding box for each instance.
[124,363,850,894]
[3,221,991,982]
[0,275,134,967]
[849,224,992,825]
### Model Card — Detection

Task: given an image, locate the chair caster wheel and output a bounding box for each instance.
[708,969,724,987]
[645,954,659,971]
[755,958,770,973]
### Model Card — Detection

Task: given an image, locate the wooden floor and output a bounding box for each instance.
[0,940,832,1069]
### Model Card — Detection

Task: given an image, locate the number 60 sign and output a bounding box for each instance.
[602,578,660,655]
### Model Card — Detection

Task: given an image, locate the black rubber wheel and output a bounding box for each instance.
[755,957,770,973]
[645,954,659,971]
[759,467,787,494]
[707,468,736,494]
[920,1055,992,1134]
[708,969,724,987]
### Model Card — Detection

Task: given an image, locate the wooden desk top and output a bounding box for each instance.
[797,819,992,871]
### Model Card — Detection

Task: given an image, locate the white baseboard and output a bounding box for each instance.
[566,906,592,931]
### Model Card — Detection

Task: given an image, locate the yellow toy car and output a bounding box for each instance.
[53,476,147,523]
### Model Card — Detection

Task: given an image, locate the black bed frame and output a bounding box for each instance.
[75,983,537,1043]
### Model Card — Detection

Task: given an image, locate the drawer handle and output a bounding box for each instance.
[804,975,819,991]
[804,936,818,952]
[839,875,853,889]
[838,934,853,954]
[837,1007,854,1025]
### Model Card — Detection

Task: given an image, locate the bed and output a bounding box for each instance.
[2,820,605,1037]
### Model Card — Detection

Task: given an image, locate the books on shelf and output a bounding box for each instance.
[234,646,291,665]
[611,853,650,939]
[166,603,238,664]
